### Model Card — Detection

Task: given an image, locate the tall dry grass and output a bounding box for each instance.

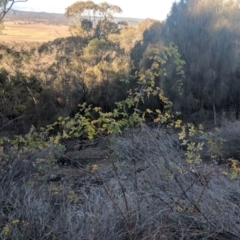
[0,125,240,239]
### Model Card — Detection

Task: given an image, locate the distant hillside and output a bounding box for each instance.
[5,10,70,25]
[5,9,143,26]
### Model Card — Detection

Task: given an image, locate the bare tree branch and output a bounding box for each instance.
[0,0,27,22]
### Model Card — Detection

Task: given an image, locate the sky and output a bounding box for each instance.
[12,0,179,20]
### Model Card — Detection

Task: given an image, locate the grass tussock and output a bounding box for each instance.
[0,125,240,239]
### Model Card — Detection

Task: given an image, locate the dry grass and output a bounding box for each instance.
[0,21,71,43]
[1,125,240,239]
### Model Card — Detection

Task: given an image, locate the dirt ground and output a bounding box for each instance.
[0,21,71,43]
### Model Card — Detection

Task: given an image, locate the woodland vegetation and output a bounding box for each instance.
[1,0,240,239]
[1,0,240,133]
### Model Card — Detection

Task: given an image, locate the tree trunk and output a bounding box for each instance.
[213,102,217,127]
[235,93,240,120]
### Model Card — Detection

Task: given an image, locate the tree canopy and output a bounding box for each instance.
[161,0,240,123]
[65,1,122,38]
[2,0,240,130]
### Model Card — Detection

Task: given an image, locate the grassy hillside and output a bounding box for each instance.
[5,9,143,25]
[0,10,143,43]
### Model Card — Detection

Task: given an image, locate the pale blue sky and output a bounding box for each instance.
[12,0,179,20]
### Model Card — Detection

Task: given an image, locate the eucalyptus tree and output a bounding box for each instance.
[81,37,130,109]
[65,1,131,110]
[108,26,136,55]
[162,0,240,124]
[65,0,97,37]
[65,1,122,39]
[128,19,163,70]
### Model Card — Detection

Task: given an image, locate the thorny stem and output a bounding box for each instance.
[102,135,133,239]
[164,156,227,230]
[130,127,142,234]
